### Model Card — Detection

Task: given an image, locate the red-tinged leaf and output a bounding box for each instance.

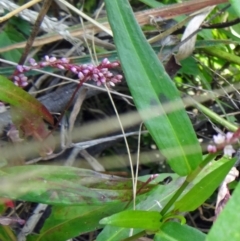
[0,198,14,209]
[3,200,14,209]
[0,75,53,125]
[10,107,55,156]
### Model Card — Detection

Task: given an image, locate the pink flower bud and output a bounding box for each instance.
[102,58,110,65]
[93,74,99,80]
[101,68,108,73]
[78,72,84,80]
[207,145,217,153]
[213,133,225,145]
[49,56,57,62]
[93,68,99,74]
[44,55,50,61]
[82,69,89,75]
[111,62,120,67]
[57,64,65,70]
[87,65,94,71]
[226,132,234,143]
[29,58,37,66]
[61,58,69,63]
[16,65,24,73]
[20,74,28,82]
[100,77,106,83]
[116,74,123,80]
[106,72,113,77]
[70,67,77,73]
[109,81,115,87]
[14,76,20,81]
[40,62,49,67]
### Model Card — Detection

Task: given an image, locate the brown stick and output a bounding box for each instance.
[18,0,53,65]
[136,0,228,25]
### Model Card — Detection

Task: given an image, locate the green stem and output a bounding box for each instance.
[203,47,240,66]
[195,102,237,132]
[160,178,189,216]
[160,153,218,216]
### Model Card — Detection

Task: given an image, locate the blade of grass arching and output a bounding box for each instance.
[104,0,202,176]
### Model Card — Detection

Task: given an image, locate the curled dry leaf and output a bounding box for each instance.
[175,6,215,62]
[10,107,55,157]
[215,167,239,218]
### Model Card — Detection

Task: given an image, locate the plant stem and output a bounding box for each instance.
[195,102,238,132]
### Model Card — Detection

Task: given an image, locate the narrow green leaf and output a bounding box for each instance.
[27,203,125,241]
[0,75,53,125]
[154,222,206,241]
[0,165,155,205]
[104,0,202,176]
[174,157,235,212]
[100,210,162,231]
[206,182,240,241]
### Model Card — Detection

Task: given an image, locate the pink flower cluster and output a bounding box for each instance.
[13,56,123,87]
[207,132,237,157]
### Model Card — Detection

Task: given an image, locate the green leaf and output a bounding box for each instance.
[9,17,31,36]
[0,165,155,205]
[104,0,202,176]
[97,174,182,241]
[206,182,240,241]
[174,157,235,212]
[97,157,229,240]
[27,203,125,241]
[229,0,240,16]
[154,222,206,241]
[100,210,162,231]
[0,75,53,125]
[0,26,25,62]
